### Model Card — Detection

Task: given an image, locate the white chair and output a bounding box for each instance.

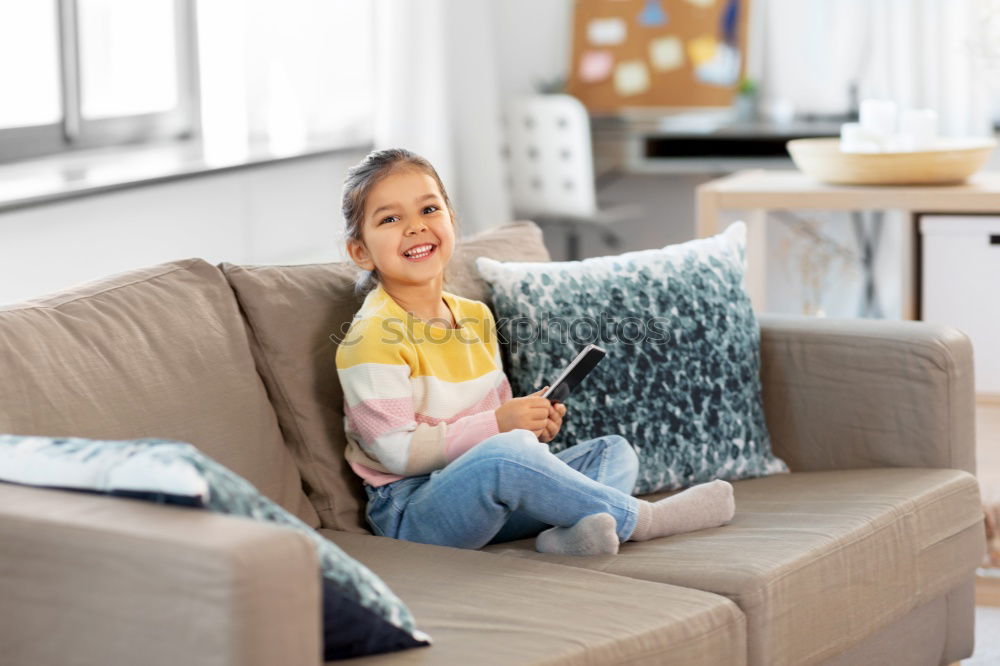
[502,94,637,260]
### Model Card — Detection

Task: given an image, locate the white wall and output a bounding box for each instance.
[0,151,364,305]
[492,0,573,98]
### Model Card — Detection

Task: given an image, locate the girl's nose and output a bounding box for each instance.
[405,219,428,234]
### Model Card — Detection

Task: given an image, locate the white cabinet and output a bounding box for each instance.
[921,216,1000,395]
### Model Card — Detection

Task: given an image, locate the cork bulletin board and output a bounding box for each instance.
[566,0,750,112]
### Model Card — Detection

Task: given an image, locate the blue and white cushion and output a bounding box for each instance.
[0,434,431,660]
[475,221,789,494]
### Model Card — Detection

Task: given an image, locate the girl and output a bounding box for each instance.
[336,148,734,556]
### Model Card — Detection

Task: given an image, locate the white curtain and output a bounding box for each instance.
[372,0,512,235]
[862,0,992,137]
[761,0,993,137]
[197,0,373,160]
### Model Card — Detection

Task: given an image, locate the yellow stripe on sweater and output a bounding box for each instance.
[335,286,500,383]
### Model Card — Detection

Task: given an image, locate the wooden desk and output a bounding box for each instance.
[696,169,1000,318]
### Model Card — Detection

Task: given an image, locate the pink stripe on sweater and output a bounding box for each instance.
[350,461,404,488]
[412,387,504,460]
[413,379,507,461]
[442,410,500,461]
[497,375,512,403]
[344,397,413,444]
[347,377,510,481]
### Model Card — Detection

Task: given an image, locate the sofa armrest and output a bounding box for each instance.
[0,483,321,666]
[758,315,976,474]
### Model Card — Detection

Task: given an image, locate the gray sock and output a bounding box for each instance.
[535,512,620,556]
[629,479,735,541]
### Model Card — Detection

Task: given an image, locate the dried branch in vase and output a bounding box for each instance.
[773,211,859,317]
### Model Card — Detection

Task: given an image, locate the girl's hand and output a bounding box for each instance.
[495,387,551,436]
[538,402,567,443]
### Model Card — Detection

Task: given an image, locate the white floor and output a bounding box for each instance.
[962,605,1000,664]
[964,404,1000,664]
[976,403,1000,509]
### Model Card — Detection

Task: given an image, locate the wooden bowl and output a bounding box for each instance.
[786,137,997,185]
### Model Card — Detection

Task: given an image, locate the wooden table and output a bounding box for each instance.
[696,169,1000,318]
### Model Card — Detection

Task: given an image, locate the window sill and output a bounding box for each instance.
[0,132,372,214]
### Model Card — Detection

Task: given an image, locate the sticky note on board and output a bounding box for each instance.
[578,50,614,83]
[638,0,668,27]
[687,35,718,66]
[587,17,626,46]
[649,36,683,71]
[614,60,650,96]
[696,42,741,86]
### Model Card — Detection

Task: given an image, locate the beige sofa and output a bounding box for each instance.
[0,221,986,666]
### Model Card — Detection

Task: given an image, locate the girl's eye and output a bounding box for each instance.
[379,215,398,225]
[422,205,439,214]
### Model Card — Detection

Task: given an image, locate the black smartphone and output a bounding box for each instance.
[541,344,606,403]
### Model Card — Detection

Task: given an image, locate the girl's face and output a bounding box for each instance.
[348,168,456,289]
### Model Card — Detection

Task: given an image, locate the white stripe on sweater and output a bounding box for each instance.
[339,362,506,417]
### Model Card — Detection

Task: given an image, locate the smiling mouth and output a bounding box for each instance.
[402,244,437,261]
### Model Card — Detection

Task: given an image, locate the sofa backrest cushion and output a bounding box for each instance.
[221,221,551,532]
[0,258,319,527]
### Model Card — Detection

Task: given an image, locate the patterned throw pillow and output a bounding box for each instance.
[474,221,789,494]
[0,434,431,660]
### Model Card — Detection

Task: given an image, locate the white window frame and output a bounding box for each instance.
[0,0,200,163]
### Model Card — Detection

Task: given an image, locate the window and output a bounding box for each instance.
[0,0,198,163]
[0,1,65,160]
[0,0,373,166]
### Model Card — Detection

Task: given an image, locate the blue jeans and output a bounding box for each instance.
[363,429,641,550]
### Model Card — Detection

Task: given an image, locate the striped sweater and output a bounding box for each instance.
[335,283,513,487]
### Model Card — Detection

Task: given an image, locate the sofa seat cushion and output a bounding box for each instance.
[482,468,985,666]
[0,258,318,526]
[323,530,746,666]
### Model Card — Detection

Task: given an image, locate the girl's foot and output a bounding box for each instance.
[535,512,620,556]
[628,479,735,542]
